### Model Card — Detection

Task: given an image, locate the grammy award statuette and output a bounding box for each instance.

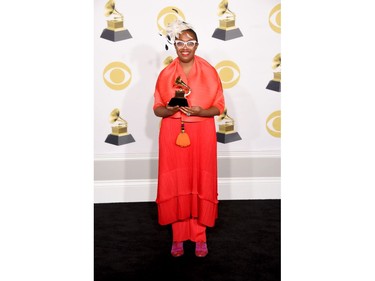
[212,0,243,41]
[105,108,135,145]
[100,0,132,42]
[216,108,242,143]
[266,53,281,92]
[167,76,191,107]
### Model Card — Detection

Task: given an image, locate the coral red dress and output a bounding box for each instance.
[153,56,225,227]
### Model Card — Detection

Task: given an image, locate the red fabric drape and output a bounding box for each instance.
[156,118,219,227]
[153,56,225,122]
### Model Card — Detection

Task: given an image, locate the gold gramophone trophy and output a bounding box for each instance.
[266,53,281,92]
[167,76,191,107]
[100,0,132,42]
[212,0,243,41]
[216,108,242,143]
[105,108,135,145]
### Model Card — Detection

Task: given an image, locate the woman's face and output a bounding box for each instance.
[174,31,198,64]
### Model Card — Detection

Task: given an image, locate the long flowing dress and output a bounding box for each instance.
[153,56,225,227]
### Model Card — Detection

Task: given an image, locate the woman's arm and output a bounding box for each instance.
[179,106,220,117]
[153,105,180,117]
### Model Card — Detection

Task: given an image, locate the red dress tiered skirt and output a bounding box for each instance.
[156,117,219,227]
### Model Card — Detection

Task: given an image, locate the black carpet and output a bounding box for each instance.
[94,200,280,281]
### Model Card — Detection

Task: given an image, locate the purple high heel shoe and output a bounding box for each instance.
[171,242,184,257]
[195,242,208,257]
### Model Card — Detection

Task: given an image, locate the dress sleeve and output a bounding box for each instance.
[211,71,225,115]
[153,76,166,110]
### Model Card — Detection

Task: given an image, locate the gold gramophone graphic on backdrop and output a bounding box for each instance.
[100,0,132,42]
[167,76,191,107]
[105,108,135,145]
[212,0,243,41]
[163,56,174,68]
[216,108,242,143]
[266,53,281,92]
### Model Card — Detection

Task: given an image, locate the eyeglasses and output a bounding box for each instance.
[175,40,198,49]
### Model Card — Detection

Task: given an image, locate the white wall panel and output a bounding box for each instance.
[94,0,281,157]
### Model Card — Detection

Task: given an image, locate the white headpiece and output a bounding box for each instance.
[163,20,194,50]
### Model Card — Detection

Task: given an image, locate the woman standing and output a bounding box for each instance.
[153,20,225,257]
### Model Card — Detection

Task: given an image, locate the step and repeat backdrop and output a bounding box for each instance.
[94,0,281,156]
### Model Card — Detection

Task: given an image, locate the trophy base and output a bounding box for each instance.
[212,28,243,41]
[100,29,132,42]
[168,98,189,107]
[217,132,242,143]
[105,134,135,145]
[266,80,281,92]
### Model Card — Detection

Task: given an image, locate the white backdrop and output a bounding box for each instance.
[94,0,281,157]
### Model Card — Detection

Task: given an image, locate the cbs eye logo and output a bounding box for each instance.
[269,3,281,33]
[215,60,241,89]
[157,6,186,36]
[266,110,281,138]
[103,62,132,91]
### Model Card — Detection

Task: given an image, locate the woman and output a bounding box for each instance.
[153,20,225,257]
